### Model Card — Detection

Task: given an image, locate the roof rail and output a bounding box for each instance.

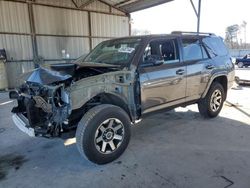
[171,31,215,36]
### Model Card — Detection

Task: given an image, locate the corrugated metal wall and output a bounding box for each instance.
[33,5,90,61]
[36,36,90,59]
[91,13,129,37]
[0,1,32,61]
[33,5,89,36]
[5,61,34,88]
[0,1,34,88]
[0,35,33,60]
[0,1,30,33]
[0,0,130,88]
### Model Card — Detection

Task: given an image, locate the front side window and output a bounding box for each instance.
[75,38,141,67]
[143,39,180,65]
[182,38,205,61]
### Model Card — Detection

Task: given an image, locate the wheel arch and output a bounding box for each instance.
[71,92,134,123]
[97,92,133,121]
[202,74,228,99]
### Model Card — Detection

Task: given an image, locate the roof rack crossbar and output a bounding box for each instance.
[171,31,215,36]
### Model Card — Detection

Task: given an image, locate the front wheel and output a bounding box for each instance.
[198,82,225,118]
[76,104,131,164]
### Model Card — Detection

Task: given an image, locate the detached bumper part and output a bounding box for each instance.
[235,77,250,85]
[12,114,35,137]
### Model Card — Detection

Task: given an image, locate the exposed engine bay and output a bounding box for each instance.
[10,62,120,137]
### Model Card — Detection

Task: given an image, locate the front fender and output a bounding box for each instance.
[68,71,134,111]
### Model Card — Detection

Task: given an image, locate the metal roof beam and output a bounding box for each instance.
[71,0,78,8]
[115,0,136,7]
[118,0,173,13]
[78,0,95,9]
[98,0,128,14]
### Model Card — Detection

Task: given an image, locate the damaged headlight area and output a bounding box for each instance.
[11,82,72,138]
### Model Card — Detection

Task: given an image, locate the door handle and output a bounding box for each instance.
[206,64,215,69]
[176,69,185,75]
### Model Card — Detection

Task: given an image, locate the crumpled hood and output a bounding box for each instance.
[21,67,72,85]
[20,62,119,85]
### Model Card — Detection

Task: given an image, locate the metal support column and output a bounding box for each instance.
[128,14,132,36]
[190,0,202,33]
[27,2,38,60]
[88,12,93,50]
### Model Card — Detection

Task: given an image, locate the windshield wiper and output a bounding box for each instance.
[96,61,120,67]
[77,61,120,68]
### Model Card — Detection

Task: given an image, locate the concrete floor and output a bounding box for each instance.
[0,83,250,188]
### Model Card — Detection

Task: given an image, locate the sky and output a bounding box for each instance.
[131,0,250,42]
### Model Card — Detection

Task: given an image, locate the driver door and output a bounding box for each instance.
[138,38,187,114]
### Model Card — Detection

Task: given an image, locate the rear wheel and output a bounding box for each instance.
[76,104,131,164]
[198,82,225,118]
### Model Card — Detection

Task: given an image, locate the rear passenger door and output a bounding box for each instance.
[181,37,212,101]
[139,38,187,114]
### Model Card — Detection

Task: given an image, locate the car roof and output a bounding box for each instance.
[108,33,217,42]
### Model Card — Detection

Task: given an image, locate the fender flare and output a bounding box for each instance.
[71,90,135,121]
[201,72,228,98]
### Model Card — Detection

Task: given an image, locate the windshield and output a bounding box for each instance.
[76,38,141,66]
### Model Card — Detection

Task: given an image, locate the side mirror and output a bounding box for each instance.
[140,55,164,68]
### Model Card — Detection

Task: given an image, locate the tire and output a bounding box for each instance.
[198,82,225,118]
[76,104,131,164]
[238,62,244,68]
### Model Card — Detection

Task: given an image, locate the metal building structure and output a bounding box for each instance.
[190,0,202,33]
[0,0,173,88]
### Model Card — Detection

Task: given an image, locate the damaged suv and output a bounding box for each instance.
[10,32,235,164]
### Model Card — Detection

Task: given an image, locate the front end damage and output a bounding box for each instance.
[10,82,71,137]
[10,66,75,137]
[10,62,137,138]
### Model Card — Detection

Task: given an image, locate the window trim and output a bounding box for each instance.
[140,38,182,67]
[200,42,210,59]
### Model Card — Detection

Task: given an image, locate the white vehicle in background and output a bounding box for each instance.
[235,68,250,85]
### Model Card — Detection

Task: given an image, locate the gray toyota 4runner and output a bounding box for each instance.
[10,31,235,164]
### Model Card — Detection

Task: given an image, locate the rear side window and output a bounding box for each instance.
[182,38,206,61]
[202,37,228,57]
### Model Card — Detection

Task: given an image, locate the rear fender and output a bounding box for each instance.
[201,71,228,98]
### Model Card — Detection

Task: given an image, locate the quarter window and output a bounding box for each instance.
[202,37,228,57]
[182,39,206,61]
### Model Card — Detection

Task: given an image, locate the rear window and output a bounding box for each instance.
[202,37,228,57]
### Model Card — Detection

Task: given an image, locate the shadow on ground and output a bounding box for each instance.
[0,88,250,188]
[1,108,250,188]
